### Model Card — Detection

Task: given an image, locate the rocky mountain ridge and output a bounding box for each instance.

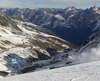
[76,31,100,52]
[2,6,100,45]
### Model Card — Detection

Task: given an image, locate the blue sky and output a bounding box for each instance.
[0,0,100,9]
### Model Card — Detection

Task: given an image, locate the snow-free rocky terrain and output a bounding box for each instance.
[0,13,78,72]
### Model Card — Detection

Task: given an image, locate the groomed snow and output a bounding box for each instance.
[0,60,100,81]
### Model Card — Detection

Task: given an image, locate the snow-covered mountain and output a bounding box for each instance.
[0,6,100,80]
[3,6,100,45]
[69,31,100,64]
[0,13,78,72]
[76,31,100,52]
[1,7,81,45]
[0,23,100,80]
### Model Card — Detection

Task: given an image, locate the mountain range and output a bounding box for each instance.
[1,6,100,45]
[76,31,100,52]
[0,13,78,71]
[0,6,100,75]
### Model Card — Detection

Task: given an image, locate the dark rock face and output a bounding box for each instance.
[76,31,100,52]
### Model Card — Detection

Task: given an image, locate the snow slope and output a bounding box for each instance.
[0,60,100,81]
[66,31,100,65]
[0,14,78,72]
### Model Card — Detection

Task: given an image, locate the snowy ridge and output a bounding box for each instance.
[69,31,100,65]
[93,19,100,31]
[54,14,65,20]
[76,31,100,52]
[92,6,100,14]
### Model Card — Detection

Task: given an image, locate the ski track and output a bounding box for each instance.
[71,73,96,81]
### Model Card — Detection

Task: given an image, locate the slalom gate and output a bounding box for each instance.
[10,53,21,75]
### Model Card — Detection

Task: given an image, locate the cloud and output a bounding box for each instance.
[48,0,99,3]
[0,0,99,9]
[0,0,42,8]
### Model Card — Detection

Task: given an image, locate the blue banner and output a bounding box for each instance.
[11,58,18,64]
[10,54,21,74]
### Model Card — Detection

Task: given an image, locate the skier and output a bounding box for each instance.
[66,55,73,64]
[62,54,73,64]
